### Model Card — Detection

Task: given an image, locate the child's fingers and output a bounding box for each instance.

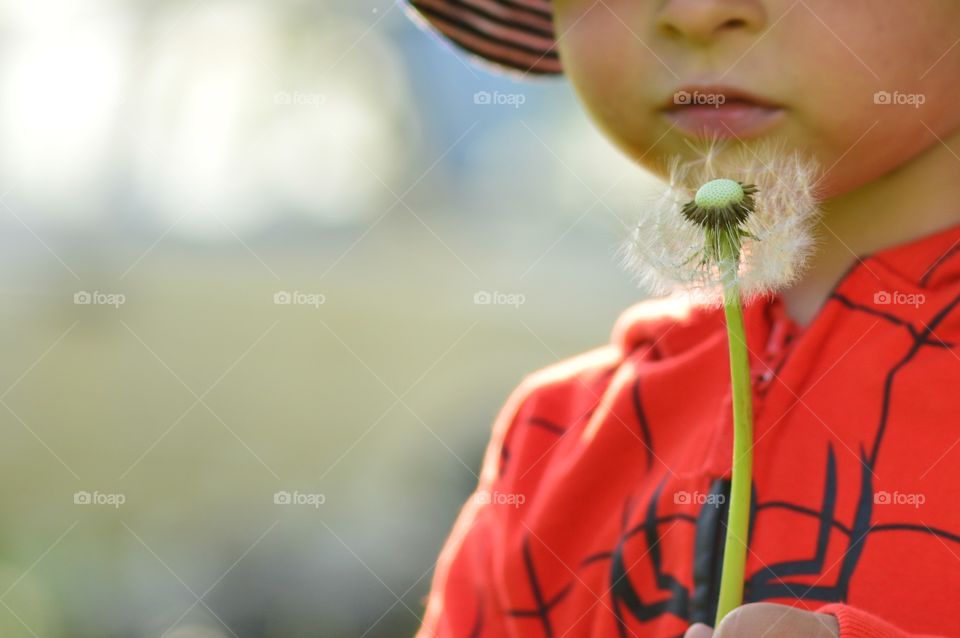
[713,603,839,638]
[684,622,715,638]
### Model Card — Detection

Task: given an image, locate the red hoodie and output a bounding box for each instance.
[416,223,960,638]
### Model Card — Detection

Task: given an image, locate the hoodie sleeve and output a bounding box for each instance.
[817,604,950,638]
[415,375,535,638]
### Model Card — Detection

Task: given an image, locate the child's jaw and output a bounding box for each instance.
[554,0,960,200]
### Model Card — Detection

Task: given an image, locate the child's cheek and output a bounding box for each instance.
[558,8,646,91]
[557,14,663,151]
[798,1,960,97]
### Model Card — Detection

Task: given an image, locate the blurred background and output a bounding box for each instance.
[0,0,660,635]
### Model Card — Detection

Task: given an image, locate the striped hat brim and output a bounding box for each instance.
[407,0,562,76]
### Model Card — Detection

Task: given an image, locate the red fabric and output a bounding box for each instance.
[416,223,960,638]
[817,604,942,638]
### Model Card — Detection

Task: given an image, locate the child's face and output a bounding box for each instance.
[553,0,960,196]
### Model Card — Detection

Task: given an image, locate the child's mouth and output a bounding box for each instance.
[662,85,785,139]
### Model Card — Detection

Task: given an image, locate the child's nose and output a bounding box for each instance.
[656,0,766,44]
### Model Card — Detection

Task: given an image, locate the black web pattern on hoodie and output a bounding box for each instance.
[473,256,960,636]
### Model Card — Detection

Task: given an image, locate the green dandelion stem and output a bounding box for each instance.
[678,177,759,623]
[714,230,754,626]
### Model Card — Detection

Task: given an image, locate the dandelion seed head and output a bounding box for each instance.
[619,140,821,307]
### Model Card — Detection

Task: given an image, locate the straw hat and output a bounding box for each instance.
[406,0,562,76]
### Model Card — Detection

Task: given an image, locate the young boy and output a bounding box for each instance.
[405,2,960,637]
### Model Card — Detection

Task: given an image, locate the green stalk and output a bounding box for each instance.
[714,233,754,625]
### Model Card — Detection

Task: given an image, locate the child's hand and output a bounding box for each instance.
[684,604,839,638]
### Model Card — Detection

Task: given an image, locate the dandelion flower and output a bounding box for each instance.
[619,140,821,306]
[618,140,822,624]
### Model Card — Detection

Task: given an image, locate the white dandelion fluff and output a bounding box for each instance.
[619,140,821,306]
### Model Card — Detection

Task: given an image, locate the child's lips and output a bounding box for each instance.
[661,86,785,138]
[664,103,785,138]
